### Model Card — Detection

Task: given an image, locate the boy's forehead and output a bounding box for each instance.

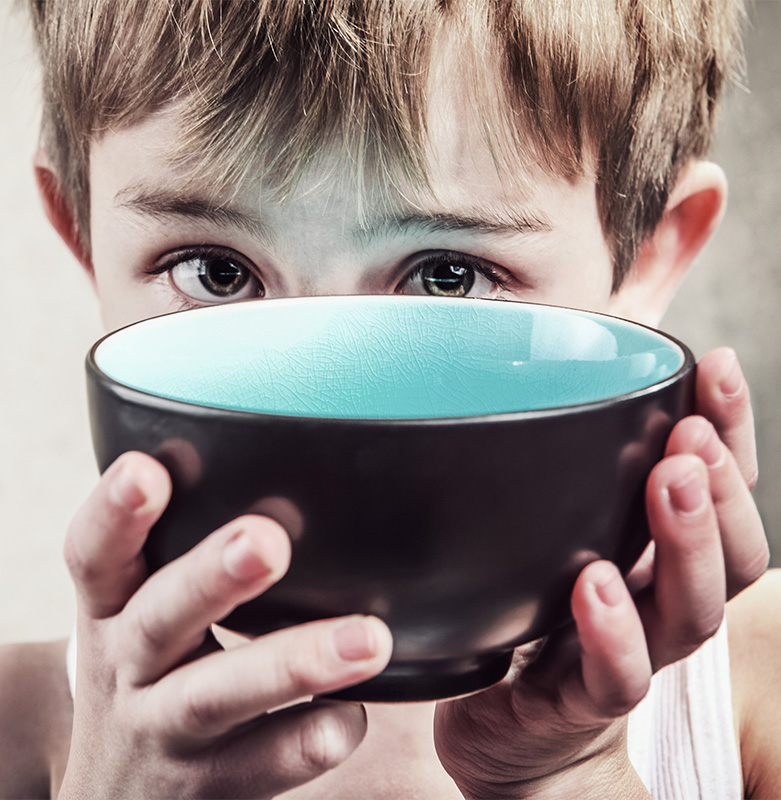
[91,95,581,237]
[90,19,597,232]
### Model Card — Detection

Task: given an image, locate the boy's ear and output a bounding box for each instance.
[33,148,95,283]
[608,160,727,327]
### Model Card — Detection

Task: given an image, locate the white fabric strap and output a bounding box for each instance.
[66,629,78,701]
[66,621,742,797]
[627,620,742,799]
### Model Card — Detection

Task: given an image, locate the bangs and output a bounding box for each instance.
[165,1,595,215]
[32,0,744,285]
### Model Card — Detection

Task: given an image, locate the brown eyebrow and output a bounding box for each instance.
[115,185,551,245]
[115,186,273,243]
[355,209,552,243]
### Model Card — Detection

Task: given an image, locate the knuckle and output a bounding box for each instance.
[63,525,98,586]
[671,608,724,658]
[189,572,220,609]
[177,681,225,737]
[731,545,770,595]
[297,713,350,773]
[181,559,226,615]
[277,648,322,699]
[62,531,83,577]
[125,605,169,658]
[601,680,649,718]
[272,628,343,699]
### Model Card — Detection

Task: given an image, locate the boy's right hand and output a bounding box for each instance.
[58,452,392,799]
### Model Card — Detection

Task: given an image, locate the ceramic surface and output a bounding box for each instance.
[87,297,695,701]
[94,296,685,418]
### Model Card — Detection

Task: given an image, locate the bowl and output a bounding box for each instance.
[86,296,695,701]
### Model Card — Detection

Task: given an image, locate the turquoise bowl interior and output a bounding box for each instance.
[94,296,686,419]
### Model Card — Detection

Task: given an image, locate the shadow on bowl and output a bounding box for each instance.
[86,296,695,701]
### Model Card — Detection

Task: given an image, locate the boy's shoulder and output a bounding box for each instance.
[0,638,72,799]
[727,568,781,798]
[728,567,781,661]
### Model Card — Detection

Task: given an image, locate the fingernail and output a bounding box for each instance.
[223,532,271,581]
[697,426,725,469]
[110,463,147,511]
[334,618,377,662]
[668,470,707,515]
[591,563,624,607]
[719,351,743,398]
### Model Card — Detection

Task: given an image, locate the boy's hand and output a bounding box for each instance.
[434,347,769,799]
[58,452,392,800]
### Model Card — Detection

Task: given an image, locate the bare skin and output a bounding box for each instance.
[728,569,781,800]
[0,85,774,796]
[0,640,71,799]
[2,567,778,798]
[0,349,773,799]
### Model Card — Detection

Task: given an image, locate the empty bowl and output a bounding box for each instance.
[86,296,695,701]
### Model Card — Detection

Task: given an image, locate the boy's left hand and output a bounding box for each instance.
[434,347,769,799]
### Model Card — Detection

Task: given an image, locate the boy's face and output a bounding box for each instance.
[86,100,619,332]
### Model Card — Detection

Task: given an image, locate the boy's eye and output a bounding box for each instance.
[160,249,264,305]
[398,251,509,299]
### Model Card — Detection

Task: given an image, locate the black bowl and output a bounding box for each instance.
[86,296,695,701]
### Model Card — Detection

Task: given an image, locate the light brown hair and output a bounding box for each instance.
[29,0,745,289]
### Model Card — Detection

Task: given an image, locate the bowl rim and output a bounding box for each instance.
[86,295,696,425]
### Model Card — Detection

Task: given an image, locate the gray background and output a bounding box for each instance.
[0,1,779,643]
[663,0,781,567]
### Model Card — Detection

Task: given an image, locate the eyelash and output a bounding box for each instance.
[421,253,506,285]
[146,245,261,309]
[146,245,516,307]
[147,245,253,276]
[399,251,512,293]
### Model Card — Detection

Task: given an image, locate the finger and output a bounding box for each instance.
[666,416,769,596]
[192,700,368,798]
[65,451,172,619]
[152,615,393,741]
[566,561,651,721]
[695,347,758,489]
[640,453,726,671]
[119,515,291,684]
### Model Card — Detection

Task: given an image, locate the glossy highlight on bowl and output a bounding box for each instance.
[87,296,696,701]
[93,296,686,419]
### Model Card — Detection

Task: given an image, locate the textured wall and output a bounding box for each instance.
[0,2,778,644]
[663,0,781,565]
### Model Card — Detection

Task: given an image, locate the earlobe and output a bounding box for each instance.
[33,148,95,283]
[608,161,727,327]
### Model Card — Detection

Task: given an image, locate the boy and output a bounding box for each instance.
[1,0,777,797]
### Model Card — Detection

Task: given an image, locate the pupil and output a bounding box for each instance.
[200,259,247,296]
[424,262,475,297]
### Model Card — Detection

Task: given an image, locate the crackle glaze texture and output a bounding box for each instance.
[94,297,684,419]
[87,297,695,701]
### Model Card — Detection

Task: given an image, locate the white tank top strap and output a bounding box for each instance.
[627,619,742,799]
[65,622,742,796]
[66,628,78,700]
